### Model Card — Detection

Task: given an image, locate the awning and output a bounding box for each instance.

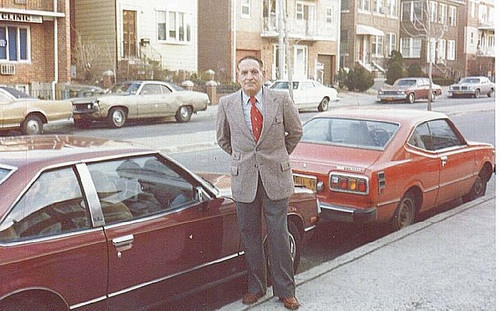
[356,25,384,37]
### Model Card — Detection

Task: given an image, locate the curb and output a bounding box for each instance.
[218,195,495,311]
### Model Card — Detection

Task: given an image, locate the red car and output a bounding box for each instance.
[377,77,443,103]
[290,108,494,231]
[0,135,318,310]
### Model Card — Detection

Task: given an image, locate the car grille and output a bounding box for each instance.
[381,91,399,95]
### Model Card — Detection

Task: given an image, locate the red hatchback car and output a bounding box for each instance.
[290,108,494,231]
[0,135,319,310]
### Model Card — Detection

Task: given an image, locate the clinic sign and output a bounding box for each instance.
[0,12,43,23]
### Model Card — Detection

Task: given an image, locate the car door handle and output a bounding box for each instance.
[112,234,134,254]
[441,156,448,167]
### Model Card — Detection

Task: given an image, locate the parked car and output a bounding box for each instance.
[71,81,209,128]
[448,76,495,98]
[377,77,443,104]
[0,135,319,310]
[290,108,494,231]
[269,79,338,111]
[0,86,72,135]
[64,84,107,99]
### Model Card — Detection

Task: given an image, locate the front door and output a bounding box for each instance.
[123,10,137,58]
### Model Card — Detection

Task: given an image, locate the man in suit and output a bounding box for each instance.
[216,56,302,310]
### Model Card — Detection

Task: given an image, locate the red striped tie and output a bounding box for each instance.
[250,96,263,142]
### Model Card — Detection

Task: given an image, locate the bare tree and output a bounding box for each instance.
[72,32,114,85]
[401,0,446,111]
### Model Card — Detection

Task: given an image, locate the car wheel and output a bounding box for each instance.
[391,192,416,231]
[318,97,329,112]
[407,93,415,104]
[74,118,91,129]
[473,89,480,98]
[462,169,488,203]
[175,105,193,122]
[487,89,494,97]
[108,107,126,128]
[264,221,302,274]
[21,114,43,135]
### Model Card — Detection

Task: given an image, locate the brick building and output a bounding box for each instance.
[0,0,71,98]
[199,0,341,87]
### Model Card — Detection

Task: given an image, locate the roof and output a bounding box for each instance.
[312,107,447,125]
[0,135,152,170]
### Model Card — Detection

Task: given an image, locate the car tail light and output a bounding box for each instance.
[329,173,369,195]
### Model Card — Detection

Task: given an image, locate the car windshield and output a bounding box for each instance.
[270,81,299,90]
[302,117,399,150]
[109,82,141,94]
[168,83,186,91]
[460,78,480,84]
[395,79,416,87]
[0,87,35,99]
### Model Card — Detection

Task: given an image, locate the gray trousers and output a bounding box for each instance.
[236,177,295,298]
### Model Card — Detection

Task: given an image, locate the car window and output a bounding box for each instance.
[302,117,399,150]
[396,79,416,87]
[0,92,12,101]
[0,167,90,243]
[410,120,465,151]
[140,84,163,95]
[160,84,172,94]
[87,155,197,224]
[0,166,15,185]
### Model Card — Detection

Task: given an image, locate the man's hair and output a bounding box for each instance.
[238,55,263,69]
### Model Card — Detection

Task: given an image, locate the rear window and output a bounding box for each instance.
[0,166,15,185]
[302,117,399,150]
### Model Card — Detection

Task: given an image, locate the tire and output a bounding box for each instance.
[264,220,302,274]
[108,107,126,128]
[318,97,329,112]
[487,89,494,97]
[391,192,416,231]
[462,169,488,203]
[407,93,415,104]
[175,105,193,122]
[21,114,43,135]
[473,89,480,98]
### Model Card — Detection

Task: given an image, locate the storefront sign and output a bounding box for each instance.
[0,12,42,23]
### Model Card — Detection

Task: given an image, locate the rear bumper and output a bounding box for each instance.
[320,202,377,224]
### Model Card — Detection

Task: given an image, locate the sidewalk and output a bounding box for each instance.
[218,196,496,310]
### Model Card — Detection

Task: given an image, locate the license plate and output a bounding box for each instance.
[293,174,317,192]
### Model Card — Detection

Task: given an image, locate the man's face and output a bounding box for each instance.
[237,59,265,97]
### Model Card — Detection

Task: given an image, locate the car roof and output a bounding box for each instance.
[310,107,447,125]
[0,135,153,170]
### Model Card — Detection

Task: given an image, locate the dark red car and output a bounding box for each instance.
[0,135,319,310]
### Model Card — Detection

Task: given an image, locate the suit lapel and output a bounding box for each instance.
[260,88,279,143]
[229,91,255,141]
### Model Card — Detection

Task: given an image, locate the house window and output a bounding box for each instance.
[371,36,383,57]
[401,37,421,58]
[429,1,438,23]
[401,1,423,21]
[447,40,456,60]
[242,0,250,17]
[358,0,370,12]
[157,10,192,43]
[437,39,446,62]
[387,0,397,17]
[0,26,29,62]
[326,7,333,23]
[448,6,456,26]
[438,3,447,24]
[373,0,383,14]
[385,33,397,57]
[296,2,304,19]
[470,2,475,18]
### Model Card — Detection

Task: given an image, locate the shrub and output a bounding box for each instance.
[346,66,374,92]
[385,50,405,85]
[407,63,423,77]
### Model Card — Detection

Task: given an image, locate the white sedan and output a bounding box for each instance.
[269,79,339,111]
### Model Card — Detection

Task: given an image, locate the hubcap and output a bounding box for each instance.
[27,120,40,134]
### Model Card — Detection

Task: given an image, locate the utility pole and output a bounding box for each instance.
[277,0,285,80]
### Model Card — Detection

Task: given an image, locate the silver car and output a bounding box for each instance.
[448,76,495,98]
[72,81,209,128]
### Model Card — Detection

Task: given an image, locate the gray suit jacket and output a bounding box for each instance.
[216,88,303,203]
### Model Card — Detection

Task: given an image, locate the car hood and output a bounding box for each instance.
[290,142,382,175]
[380,85,409,92]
